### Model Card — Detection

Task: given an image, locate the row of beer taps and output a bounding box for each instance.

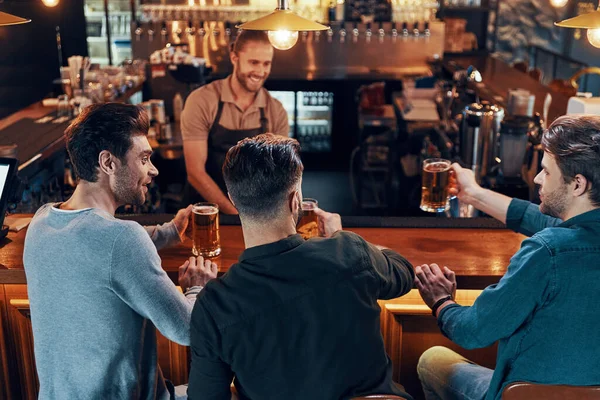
[132,20,434,44]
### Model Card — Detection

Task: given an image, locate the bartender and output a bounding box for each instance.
[181,30,289,214]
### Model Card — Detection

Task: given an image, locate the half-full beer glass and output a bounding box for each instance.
[420,158,451,213]
[297,198,319,239]
[192,203,221,257]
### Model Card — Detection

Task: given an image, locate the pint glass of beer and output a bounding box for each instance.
[420,158,452,213]
[192,203,221,257]
[297,198,319,239]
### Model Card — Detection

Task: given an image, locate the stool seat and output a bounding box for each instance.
[502,382,600,400]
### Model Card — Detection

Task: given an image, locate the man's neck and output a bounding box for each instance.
[562,202,599,221]
[241,216,297,249]
[59,182,119,215]
[230,75,258,111]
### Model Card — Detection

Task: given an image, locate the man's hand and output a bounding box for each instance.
[179,256,218,292]
[414,263,456,309]
[450,163,483,206]
[173,205,193,240]
[313,207,342,238]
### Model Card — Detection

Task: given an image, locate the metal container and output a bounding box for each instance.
[507,89,535,117]
[460,102,505,180]
[150,99,166,124]
[499,116,536,178]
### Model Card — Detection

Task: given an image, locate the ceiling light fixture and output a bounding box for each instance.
[556,8,600,48]
[0,11,31,26]
[237,0,328,50]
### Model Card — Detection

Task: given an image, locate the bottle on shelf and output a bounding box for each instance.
[173,92,183,122]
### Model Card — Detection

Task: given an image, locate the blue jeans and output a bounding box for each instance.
[417,346,493,400]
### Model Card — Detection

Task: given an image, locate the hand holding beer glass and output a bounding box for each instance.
[420,158,452,213]
[297,198,319,239]
[192,203,221,257]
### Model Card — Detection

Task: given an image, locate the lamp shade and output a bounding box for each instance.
[0,11,30,26]
[555,10,600,28]
[237,9,328,31]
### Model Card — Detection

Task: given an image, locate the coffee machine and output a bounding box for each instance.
[458,88,543,201]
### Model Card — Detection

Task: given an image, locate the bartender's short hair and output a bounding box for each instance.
[231,30,271,54]
[64,103,149,182]
[223,133,303,219]
[543,115,600,205]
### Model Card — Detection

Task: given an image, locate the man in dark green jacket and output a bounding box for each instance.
[415,115,600,400]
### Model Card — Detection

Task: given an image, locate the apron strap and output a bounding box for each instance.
[210,101,225,133]
[259,107,268,134]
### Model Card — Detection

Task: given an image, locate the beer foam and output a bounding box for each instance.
[193,205,218,215]
[424,162,451,172]
[301,202,316,210]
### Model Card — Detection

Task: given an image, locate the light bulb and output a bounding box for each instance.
[549,0,568,7]
[267,30,299,50]
[587,28,600,48]
[42,0,59,7]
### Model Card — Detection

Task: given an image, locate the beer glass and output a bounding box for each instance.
[420,158,451,213]
[192,202,221,257]
[297,198,319,239]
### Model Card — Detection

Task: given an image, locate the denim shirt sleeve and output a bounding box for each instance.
[506,198,563,237]
[437,235,554,349]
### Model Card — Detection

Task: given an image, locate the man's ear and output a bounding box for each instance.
[572,174,590,198]
[230,50,238,66]
[289,189,300,213]
[98,150,117,176]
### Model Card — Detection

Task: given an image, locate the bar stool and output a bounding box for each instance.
[502,382,600,400]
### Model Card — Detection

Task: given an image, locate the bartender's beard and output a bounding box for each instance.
[235,68,267,94]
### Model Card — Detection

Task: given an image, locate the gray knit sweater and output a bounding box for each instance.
[23,204,194,400]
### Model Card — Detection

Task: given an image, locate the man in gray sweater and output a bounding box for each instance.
[23,103,217,399]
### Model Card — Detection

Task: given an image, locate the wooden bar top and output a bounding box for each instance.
[0,217,525,289]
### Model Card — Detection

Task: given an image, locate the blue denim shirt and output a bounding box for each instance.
[438,198,600,400]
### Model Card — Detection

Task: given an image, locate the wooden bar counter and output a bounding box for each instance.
[0,215,521,399]
[1,217,525,288]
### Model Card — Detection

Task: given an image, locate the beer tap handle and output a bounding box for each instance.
[186,19,195,36]
[237,21,243,35]
[160,21,168,42]
[352,21,359,36]
[225,21,232,36]
[147,21,155,42]
[198,20,206,36]
[424,21,430,36]
[391,21,397,36]
[413,21,420,36]
[402,21,409,36]
[134,20,143,41]
[339,24,347,42]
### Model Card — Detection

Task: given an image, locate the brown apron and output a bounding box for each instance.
[182,100,268,205]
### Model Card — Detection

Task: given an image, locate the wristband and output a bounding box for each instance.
[431,295,453,317]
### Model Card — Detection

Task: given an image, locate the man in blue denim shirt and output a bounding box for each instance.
[414,115,600,400]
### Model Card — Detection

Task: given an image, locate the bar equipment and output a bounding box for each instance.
[459,102,504,181]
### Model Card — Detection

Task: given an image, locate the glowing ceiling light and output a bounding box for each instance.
[237,0,328,50]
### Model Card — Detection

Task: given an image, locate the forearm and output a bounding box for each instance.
[189,171,238,214]
[469,187,512,224]
[144,221,181,250]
